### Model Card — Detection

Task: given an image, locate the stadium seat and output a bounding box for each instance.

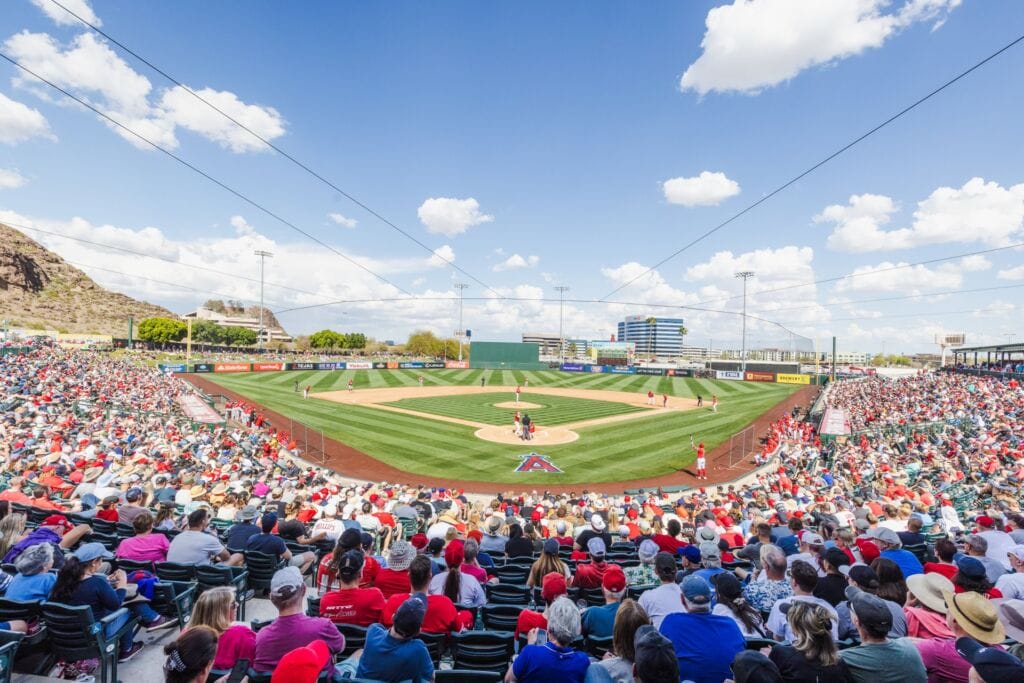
[481,604,525,631]
[627,585,656,600]
[435,670,503,683]
[745,637,777,650]
[397,516,418,539]
[0,634,20,683]
[416,630,446,667]
[484,583,530,605]
[492,565,529,585]
[584,634,613,658]
[195,564,252,619]
[155,561,197,583]
[336,623,369,658]
[450,631,514,673]
[244,551,286,594]
[41,602,138,683]
[0,599,46,649]
[150,580,197,630]
[306,595,321,617]
[581,588,605,607]
[89,518,118,535]
[115,558,155,574]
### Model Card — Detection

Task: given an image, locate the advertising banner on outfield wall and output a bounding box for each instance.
[373,362,388,369]
[609,366,636,374]
[399,362,425,369]
[445,361,470,369]
[560,363,585,372]
[288,362,316,370]
[590,365,605,373]
[345,361,373,370]
[745,371,775,382]
[253,363,283,372]
[666,369,693,377]
[423,362,446,369]
[776,373,811,384]
[314,362,337,371]
[386,361,399,369]
[158,363,187,373]
[716,370,743,380]
[635,367,665,376]
[191,363,213,373]
[214,363,251,373]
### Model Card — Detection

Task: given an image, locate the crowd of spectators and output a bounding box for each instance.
[0,341,1022,682]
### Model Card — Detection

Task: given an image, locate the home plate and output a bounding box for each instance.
[474,425,579,445]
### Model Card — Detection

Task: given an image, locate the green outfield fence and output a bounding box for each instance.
[468,341,547,370]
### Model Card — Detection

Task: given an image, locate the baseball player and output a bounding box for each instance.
[515,385,521,404]
[348,379,354,392]
[711,395,718,413]
[696,442,707,480]
[647,390,655,406]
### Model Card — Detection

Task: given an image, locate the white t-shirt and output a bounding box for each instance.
[311,518,346,541]
[713,603,764,638]
[995,572,1024,600]
[426,521,454,541]
[767,595,838,641]
[637,583,685,629]
[979,530,1015,570]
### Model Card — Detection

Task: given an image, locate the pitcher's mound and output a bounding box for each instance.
[493,401,543,409]
[475,425,579,445]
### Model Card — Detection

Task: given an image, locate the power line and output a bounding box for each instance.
[0,51,413,297]
[43,0,504,299]
[752,281,1024,315]
[601,32,1024,301]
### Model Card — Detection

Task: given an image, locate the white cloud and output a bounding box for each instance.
[0,169,27,189]
[229,215,255,236]
[327,212,357,228]
[680,0,960,95]
[0,92,56,144]
[493,253,539,272]
[820,178,1024,251]
[30,0,102,27]
[834,255,987,294]
[686,246,814,285]
[4,31,285,153]
[997,265,1024,281]
[662,171,740,207]
[417,197,493,237]
[426,245,455,268]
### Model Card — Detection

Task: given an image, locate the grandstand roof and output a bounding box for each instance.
[953,342,1024,354]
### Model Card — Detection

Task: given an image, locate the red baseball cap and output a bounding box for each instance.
[976,515,995,528]
[541,572,567,603]
[271,639,330,683]
[602,565,626,593]
[42,515,72,530]
[410,533,428,550]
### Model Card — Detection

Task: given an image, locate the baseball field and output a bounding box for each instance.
[201,368,800,486]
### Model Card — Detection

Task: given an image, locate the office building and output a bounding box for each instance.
[616,315,686,358]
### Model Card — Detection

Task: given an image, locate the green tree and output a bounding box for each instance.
[222,326,258,346]
[309,329,345,350]
[344,332,367,350]
[567,342,578,358]
[645,316,657,357]
[406,330,442,357]
[870,353,885,366]
[190,319,224,344]
[137,317,187,344]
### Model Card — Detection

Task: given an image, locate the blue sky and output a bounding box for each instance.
[1,0,1022,353]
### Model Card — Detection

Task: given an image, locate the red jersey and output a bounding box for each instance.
[651,535,687,555]
[373,568,411,599]
[924,563,958,580]
[573,561,611,589]
[381,593,472,634]
[316,554,380,592]
[319,587,385,626]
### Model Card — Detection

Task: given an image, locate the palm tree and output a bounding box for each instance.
[567,341,578,359]
[645,316,657,358]
[678,325,688,359]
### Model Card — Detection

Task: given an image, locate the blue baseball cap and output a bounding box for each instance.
[73,542,113,563]
[681,575,712,604]
[680,545,701,564]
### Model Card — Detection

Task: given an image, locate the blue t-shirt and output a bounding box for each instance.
[881,549,924,578]
[5,572,56,602]
[225,523,261,551]
[246,533,287,557]
[512,642,590,683]
[659,611,745,683]
[581,602,621,639]
[355,623,434,682]
[65,575,125,620]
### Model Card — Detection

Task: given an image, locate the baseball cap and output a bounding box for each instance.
[42,514,72,530]
[587,537,606,557]
[655,552,678,577]
[272,640,330,683]
[956,555,987,580]
[975,515,996,528]
[633,625,679,682]
[845,585,892,632]
[591,514,606,531]
[867,527,901,547]
[72,542,113,563]
[270,566,305,599]
[543,538,559,555]
[824,547,850,569]
[602,565,626,593]
[956,637,1024,683]
[638,539,659,562]
[681,575,712,605]
[1006,545,1024,563]
[730,650,783,683]
[801,531,825,546]
[409,533,428,550]
[541,571,568,603]
[680,544,701,565]
[340,528,362,549]
[125,487,143,501]
[698,541,720,561]
[393,593,427,637]
[237,505,259,521]
[839,562,880,589]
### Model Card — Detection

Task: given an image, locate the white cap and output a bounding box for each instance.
[591,514,606,531]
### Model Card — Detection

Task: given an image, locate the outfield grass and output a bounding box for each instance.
[204,369,799,485]
[382,391,645,426]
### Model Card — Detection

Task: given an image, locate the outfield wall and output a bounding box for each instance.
[469,341,547,370]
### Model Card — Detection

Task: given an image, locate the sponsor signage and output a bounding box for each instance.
[372,362,389,369]
[423,361,446,369]
[445,360,469,369]
[514,453,563,473]
[636,367,665,376]
[716,370,743,380]
[288,362,316,370]
[777,373,811,385]
[590,365,605,373]
[386,361,399,369]
[745,371,775,382]
[313,362,336,370]
[399,361,425,369]
[191,363,213,373]
[253,362,283,372]
[345,361,373,370]
[609,366,636,374]
[158,363,187,373]
[214,363,250,373]
[560,363,585,372]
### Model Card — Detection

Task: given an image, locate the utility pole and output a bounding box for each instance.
[735,271,755,373]
[1006,333,1016,344]
[454,283,469,361]
[554,286,570,364]
[254,250,273,353]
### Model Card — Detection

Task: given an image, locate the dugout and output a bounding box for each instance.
[470,341,547,370]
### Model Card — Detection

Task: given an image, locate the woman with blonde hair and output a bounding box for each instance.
[0,513,27,560]
[527,539,570,587]
[596,598,651,683]
[187,586,255,670]
[769,601,851,682]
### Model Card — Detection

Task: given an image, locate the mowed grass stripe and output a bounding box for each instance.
[382,391,645,426]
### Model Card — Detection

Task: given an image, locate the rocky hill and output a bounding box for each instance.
[0,223,176,336]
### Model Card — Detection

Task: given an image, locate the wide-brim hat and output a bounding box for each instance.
[943,589,1005,644]
[82,466,103,483]
[907,572,953,614]
[996,599,1024,645]
[189,485,207,498]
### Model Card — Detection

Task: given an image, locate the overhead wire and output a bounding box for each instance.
[43,0,505,300]
[0,51,414,297]
[600,32,1024,301]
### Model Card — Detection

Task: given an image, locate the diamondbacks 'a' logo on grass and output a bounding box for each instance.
[515,452,562,473]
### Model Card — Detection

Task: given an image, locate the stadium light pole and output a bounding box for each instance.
[554,286,570,364]
[735,271,755,373]
[454,283,469,361]
[254,250,273,353]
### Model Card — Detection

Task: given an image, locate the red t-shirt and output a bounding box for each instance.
[515,609,547,639]
[96,509,119,522]
[651,535,687,554]
[316,554,380,592]
[924,562,958,580]
[319,587,385,626]
[373,568,411,599]
[573,561,610,589]
[381,593,473,633]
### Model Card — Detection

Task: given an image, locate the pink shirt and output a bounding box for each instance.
[214,624,256,670]
[914,637,997,683]
[461,564,488,584]
[114,533,170,563]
